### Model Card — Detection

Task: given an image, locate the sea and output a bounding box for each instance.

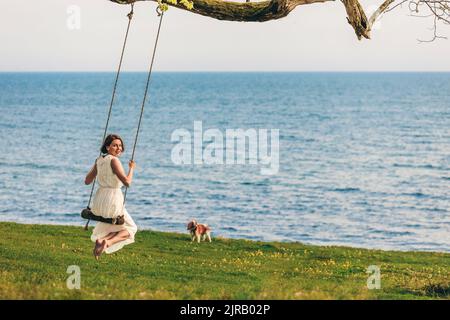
[0,72,449,252]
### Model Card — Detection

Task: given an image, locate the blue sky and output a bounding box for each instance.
[1,0,450,71]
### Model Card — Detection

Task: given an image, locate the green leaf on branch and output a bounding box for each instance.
[157,0,194,12]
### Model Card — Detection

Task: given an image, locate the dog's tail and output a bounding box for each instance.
[204,224,212,231]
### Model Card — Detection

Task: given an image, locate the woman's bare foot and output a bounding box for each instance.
[99,240,108,255]
[94,240,102,260]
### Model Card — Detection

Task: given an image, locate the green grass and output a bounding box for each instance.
[0,222,448,299]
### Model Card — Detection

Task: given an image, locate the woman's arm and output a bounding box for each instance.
[84,162,97,185]
[111,158,135,187]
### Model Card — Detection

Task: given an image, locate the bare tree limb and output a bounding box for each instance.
[385,0,409,13]
[369,0,395,27]
[110,0,334,22]
[108,0,450,41]
[340,0,395,39]
[340,0,370,39]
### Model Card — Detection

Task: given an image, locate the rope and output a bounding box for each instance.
[84,4,134,230]
[123,10,165,205]
[85,6,165,230]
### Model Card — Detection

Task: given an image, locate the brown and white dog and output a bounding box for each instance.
[187,220,212,243]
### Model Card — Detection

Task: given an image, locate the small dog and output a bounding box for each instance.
[187,219,212,243]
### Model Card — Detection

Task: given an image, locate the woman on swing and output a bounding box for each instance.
[85,134,137,260]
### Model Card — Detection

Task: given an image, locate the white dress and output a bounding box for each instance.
[90,154,137,254]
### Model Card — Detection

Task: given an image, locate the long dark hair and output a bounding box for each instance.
[101,134,125,154]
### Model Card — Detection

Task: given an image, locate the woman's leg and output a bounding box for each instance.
[94,230,130,259]
[98,232,118,243]
[94,232,120,259]
[97,230,123,245]
[104,230,130,249]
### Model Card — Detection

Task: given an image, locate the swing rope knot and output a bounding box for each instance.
[127,3,134,20]
[156,6,163,17]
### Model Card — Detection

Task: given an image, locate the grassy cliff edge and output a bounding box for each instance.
[0,222,448,299]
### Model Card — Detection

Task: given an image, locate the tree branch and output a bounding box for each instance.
[341,0,395,40]
[109,0,450,41]
[110,0,334,22]
[341,0,370,39]
[369,0,395,28]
